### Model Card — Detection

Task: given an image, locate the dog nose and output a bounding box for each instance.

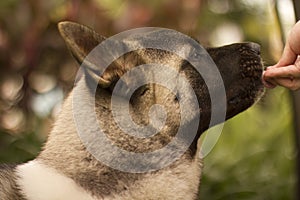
[246,42,261,55]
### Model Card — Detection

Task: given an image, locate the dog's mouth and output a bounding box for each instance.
[226,78,264,119]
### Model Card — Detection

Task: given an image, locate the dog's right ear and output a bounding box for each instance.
[58,21,125,88]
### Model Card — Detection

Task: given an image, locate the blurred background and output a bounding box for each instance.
[0,0,298,199]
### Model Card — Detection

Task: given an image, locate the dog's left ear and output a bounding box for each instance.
[58,21,125,88]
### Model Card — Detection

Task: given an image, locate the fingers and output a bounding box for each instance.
[269,77,300,91]
[263,21,300,90]
[273,21,300,68]
[262,71,277,88]
[264,64,300,79]
[276,44,298,67]
[262,65,300,90]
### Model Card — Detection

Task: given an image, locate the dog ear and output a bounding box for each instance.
[58,21,125,88]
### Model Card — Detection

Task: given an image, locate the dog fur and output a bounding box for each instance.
[0,21,264,200]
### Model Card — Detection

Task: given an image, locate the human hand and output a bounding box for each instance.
[262,21,300,91]
[263,57,300,90]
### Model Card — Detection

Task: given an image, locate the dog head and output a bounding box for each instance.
[58,22,264,154]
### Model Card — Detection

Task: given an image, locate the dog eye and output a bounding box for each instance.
[140,87,149,96]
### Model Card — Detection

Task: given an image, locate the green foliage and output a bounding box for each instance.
[0,130,43,163]
[200,88,296,200]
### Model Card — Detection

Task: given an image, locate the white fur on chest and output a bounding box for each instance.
[15,159,202,200]
[16,161,96,200]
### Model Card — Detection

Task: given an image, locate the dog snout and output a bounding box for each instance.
[244,42,261,55]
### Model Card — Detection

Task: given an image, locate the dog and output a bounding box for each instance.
[0,21,264,200]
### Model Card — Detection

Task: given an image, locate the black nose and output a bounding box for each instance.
[246,42,261,55]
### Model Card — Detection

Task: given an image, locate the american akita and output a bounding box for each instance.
[0,21,264,200]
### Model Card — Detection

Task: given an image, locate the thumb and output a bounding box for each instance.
[276,43,297,67]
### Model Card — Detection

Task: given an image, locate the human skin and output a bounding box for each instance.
[263,20,300,91]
